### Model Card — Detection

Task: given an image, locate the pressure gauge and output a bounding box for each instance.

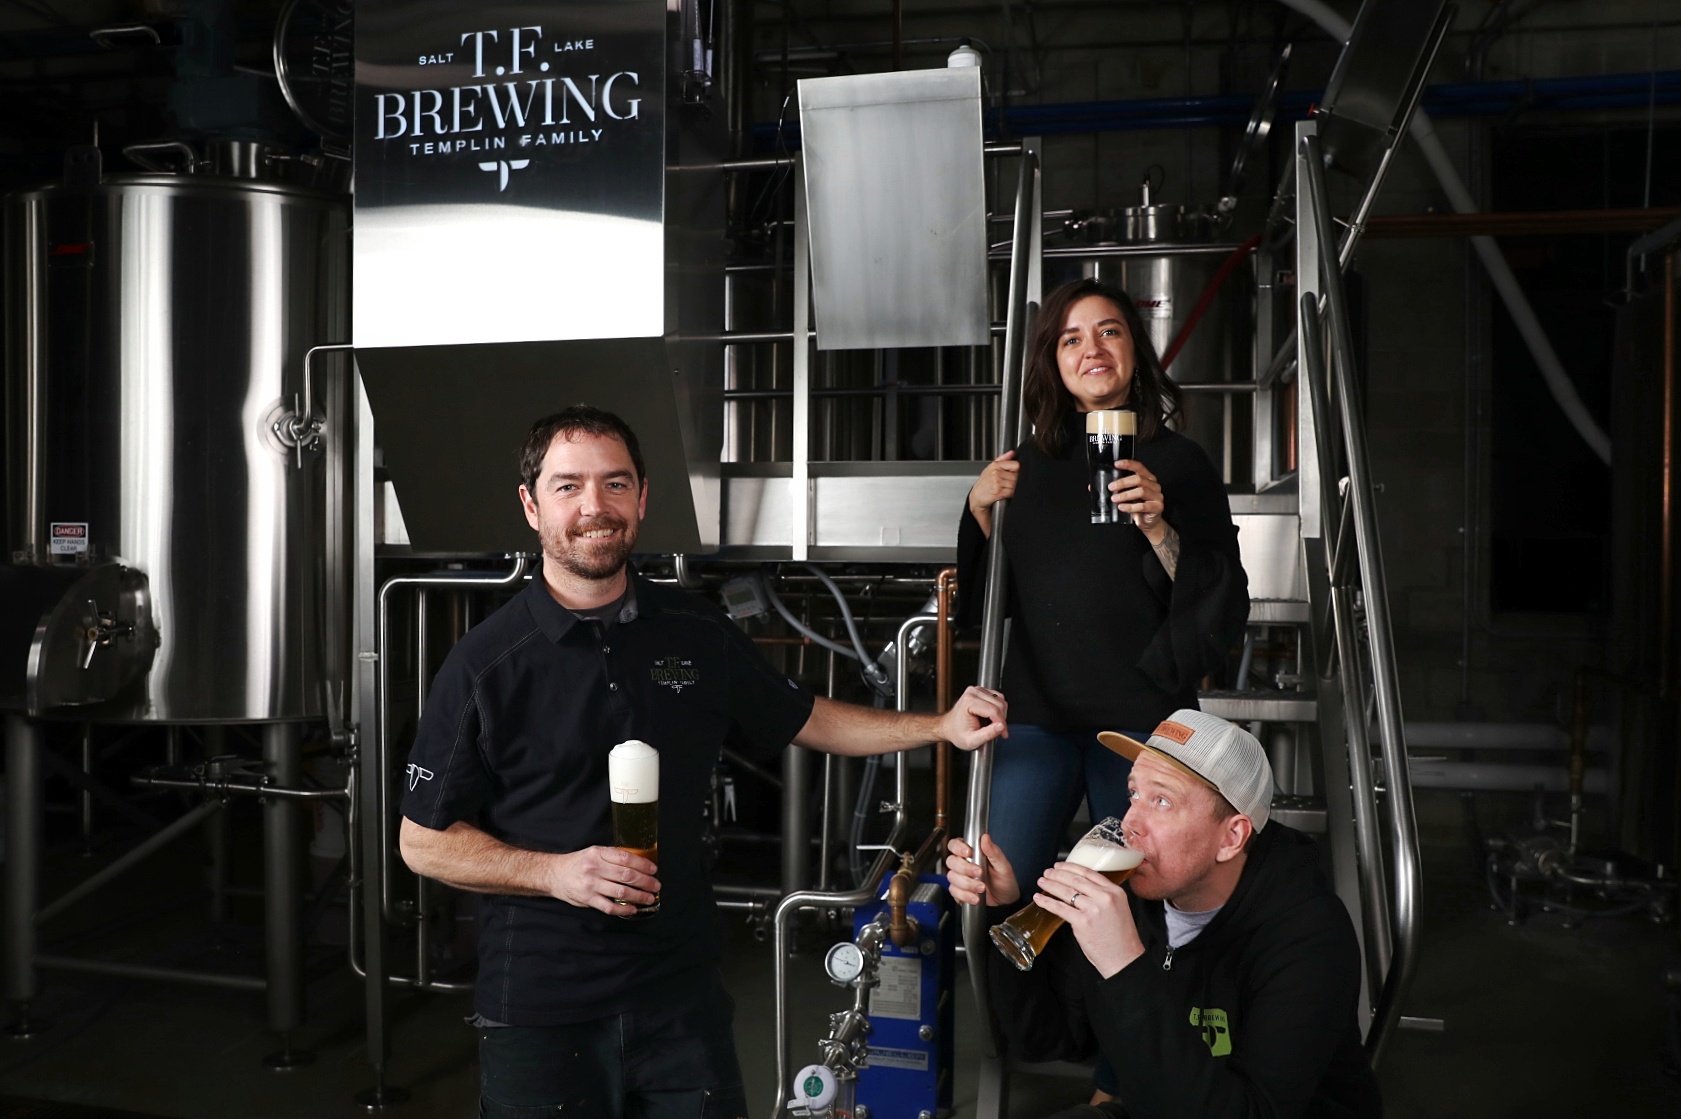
[824,942,866,985]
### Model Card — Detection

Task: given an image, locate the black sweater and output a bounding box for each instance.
[989,823,1381,1119]
[957,414,1249,730]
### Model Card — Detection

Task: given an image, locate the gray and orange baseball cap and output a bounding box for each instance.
[1098,709,1274,830]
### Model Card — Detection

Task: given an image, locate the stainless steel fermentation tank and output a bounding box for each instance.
[1044,220,1250,481]
[2,171,349,721]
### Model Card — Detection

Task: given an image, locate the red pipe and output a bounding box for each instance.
[1160,233,1261,371]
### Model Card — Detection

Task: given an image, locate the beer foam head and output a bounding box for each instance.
[1085,409,1137,437]
[608,740,658,803]
[1067,837,1143,873]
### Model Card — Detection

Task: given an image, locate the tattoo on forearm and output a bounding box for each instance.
[1152,524,1181,581]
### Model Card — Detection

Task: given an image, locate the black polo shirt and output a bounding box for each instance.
[401,574,814,1026]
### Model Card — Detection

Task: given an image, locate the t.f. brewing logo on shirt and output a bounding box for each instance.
[650,656,698,693]
[1189,1006,1232,1057]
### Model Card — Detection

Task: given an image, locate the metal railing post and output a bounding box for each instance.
[961,145,1039,1119]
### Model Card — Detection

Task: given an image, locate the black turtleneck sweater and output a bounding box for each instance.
[956,412,1249,731]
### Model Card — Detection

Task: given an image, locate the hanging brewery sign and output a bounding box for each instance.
[353,1,667,348]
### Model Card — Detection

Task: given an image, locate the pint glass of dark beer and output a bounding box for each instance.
[990,817,1140,971]
[608,740,659,917]
[1086,409,1137,524]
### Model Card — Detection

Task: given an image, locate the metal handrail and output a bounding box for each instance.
[1297,126,1423,1063]
[1299,298,1395,997]
[960,147,1039,1082]
[374,556,532,925]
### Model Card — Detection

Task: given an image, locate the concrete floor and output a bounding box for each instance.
[0,789,1677,1118]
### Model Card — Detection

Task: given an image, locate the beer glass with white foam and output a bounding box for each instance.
[608,740,659,917]
[989,817,1140,971]
[1086,409,1137,524]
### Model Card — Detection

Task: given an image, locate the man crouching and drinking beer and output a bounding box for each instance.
[947,709,1381,1118]
[398,406,1009,1119]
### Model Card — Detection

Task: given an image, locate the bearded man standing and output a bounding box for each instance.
[399,405,1008,1119]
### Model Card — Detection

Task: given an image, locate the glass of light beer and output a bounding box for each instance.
[990,817,1140,971]
[608,740,659,918]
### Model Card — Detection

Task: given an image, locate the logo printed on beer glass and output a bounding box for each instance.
[1085,410,1137,525]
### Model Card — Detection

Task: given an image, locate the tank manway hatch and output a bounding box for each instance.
[352,0,724,554]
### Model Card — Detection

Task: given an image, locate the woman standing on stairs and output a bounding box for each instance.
[956,275,1251,917]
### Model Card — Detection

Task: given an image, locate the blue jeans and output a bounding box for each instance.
[986,724,1140,894]
[477,969,747,1119]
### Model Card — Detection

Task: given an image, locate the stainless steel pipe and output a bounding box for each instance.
[131,773,349,801]
[767,611,937,1118]
[962,147,1040,1082]
[375,557,531,923]
[262,723,306,1047]
[3,716,43,1028]
[770,789,907,1119]
[36,954,266,992]
[35,797,225,928]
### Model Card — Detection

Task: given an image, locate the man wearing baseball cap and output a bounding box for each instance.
[947,709,1380,1118]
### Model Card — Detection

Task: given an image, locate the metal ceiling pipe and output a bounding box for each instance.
[1277,0,1614,464]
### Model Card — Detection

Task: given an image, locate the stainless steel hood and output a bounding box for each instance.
[357,339,714,554]
[352,0,723,554]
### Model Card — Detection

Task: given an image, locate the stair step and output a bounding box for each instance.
[1270,794,1327,834]
[1198,689,1318,722]
[1249,599,1309,624]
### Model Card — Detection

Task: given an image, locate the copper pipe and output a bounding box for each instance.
[935,567,957,832]
[1365,207,1681,240]
[1664,253,1678,872]
[1664,252,1676,702]
[886,853,917,948]
[891,823,949,945]
[1283,377,1299,474]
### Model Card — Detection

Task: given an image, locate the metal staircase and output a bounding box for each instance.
[960,5,1450,1110]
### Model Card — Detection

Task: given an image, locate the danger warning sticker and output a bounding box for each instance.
[49,523,89,556]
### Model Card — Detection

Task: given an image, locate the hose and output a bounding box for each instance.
[759,572,861,662]
[759,567,894,696]
[798,564,875,666]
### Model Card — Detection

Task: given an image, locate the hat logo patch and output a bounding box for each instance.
[1155,720,1196,745]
